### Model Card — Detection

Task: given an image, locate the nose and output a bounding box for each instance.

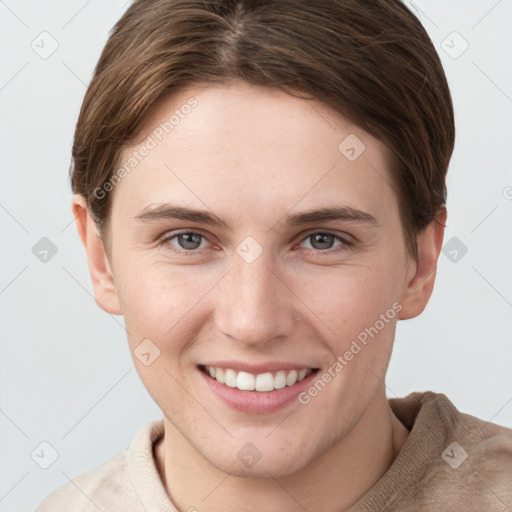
[214,252,296,347]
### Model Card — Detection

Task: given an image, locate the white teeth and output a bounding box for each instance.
[286,370,298,386]
[225,369,237,388]
[274,370,287,389]
[216,367,225,384]
[204,366,313,392]
[237,371,255,391]
[255,372,274,392]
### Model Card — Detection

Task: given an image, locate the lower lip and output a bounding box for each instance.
[197,367,318,414]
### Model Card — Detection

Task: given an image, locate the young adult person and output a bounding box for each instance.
[36,0,512,510]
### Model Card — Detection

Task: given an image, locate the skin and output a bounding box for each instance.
[73,80,446,512]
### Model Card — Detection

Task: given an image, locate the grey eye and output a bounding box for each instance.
[172,232,204,250]
[301,233,343,251]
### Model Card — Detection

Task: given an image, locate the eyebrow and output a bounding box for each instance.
[134,204,378,229]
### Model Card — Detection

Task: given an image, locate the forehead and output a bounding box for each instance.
[113,80,397,223]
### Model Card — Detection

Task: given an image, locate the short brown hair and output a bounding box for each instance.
[71,0,455,258]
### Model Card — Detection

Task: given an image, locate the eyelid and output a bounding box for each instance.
[159,228,354,256]
[298,228,354,243]
[159,228,215,251]
[295,230,354,255]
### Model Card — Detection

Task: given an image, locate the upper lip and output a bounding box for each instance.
[200,361,319,374]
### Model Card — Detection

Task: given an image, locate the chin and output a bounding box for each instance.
[201,436,317,479]
[214,454,309,479]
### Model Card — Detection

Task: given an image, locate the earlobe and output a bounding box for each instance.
[398,208,447,320]
[72,195,122,315]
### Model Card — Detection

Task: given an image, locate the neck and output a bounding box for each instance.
[155,388,409,512]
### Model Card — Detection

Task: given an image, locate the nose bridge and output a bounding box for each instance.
[215,247,294,345]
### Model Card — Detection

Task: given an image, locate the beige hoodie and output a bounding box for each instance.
[35,392,512,511]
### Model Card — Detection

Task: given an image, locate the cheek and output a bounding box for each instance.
[296,255,404,341]
[115,240,406,356]
[115,262,202,416]
[115,259,177,341]
[116,257,215,354]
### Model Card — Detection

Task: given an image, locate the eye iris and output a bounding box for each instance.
[173,233,339,251]
[310,233,335,250]
[178,233,202,250]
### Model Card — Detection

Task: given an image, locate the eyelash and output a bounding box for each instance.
[158,229,353,257]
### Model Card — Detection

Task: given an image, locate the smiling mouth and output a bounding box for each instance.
[199,365,320,392]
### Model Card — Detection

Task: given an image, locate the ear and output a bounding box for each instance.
[398,208,447,320]
[72,195,122,315]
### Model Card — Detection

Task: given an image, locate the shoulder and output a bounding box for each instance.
[34,450,142,512]
[438,394,512,509]
[389,391,512,510]
[34,420,166,512]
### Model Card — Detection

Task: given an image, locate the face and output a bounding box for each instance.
[84,80,427,477]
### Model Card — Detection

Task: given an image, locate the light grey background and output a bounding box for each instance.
[1,0,511,510]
